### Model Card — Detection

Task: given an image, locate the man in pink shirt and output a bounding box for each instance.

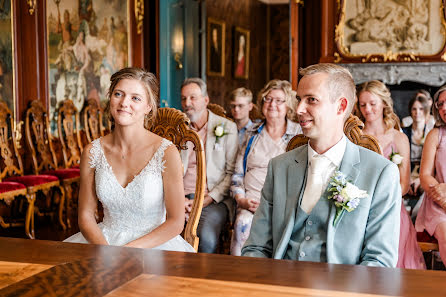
[181,78,238,253]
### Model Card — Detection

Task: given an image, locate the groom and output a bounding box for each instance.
[242,63,401,267]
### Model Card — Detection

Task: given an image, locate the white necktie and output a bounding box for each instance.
[301,155,329,214]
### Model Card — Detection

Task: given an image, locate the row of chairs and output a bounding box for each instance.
[0,99,205,251]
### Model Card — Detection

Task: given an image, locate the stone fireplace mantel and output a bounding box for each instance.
[340,62,446,87]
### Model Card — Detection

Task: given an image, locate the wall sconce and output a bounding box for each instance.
[172,27,184,70]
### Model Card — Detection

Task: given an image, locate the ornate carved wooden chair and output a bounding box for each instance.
[286,114,382,154]
[0,100,60,238]
[146,107,205,251]
[25,100,81,229]
[207,103,233,121]
[57,99,83,168]
[82,99,106,143]
[249,104,264,121]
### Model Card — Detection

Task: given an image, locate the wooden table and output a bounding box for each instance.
[0,237,444,296]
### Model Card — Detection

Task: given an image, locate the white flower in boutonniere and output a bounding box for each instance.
[214,123,228,142]
[389,149,403,166]
[213,123,229,150]
[327,170,369,226]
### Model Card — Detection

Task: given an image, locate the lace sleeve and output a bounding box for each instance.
[156,138,174,173]
[88,138,102,169]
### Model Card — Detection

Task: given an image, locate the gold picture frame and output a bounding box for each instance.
[207,18,225,77]
[335,0,446,63]
[233,27,250,79]
[0,0,17,122]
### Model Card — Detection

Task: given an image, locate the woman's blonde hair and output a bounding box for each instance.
[257,79,296,120]
[432,85,446,127]
[356,80,400,131]
[105,67,159,126]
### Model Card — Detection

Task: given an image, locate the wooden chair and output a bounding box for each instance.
[207,103,233,121]
[286,114,382,154]
[417,231,440,269]
[57,99,83,168]
[25,100,81,229]
[0,100,60,239]
[146,107,205,251]
[249,104,264,121]
[82,99,106,143]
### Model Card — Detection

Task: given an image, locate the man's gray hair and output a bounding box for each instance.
[299,63,356,119]
[181,78,208,97]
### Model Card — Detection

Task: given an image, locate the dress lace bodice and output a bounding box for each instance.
[65,137,194,252]
[90,138,170,234]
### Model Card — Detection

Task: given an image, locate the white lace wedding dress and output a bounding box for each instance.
[64,138,195,252]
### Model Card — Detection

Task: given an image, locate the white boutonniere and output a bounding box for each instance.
[327,170,369,226]
[389,149,403,165]
[213,123,229,150]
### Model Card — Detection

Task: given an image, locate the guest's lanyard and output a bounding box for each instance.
[243,123,265,174]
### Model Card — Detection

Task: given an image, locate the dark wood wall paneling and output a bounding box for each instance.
[206,1,268,108]
[269,5,289,82]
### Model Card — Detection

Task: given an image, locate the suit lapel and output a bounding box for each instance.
[327,140,360,240]
[274,146,308,259]
[205,110,215,174]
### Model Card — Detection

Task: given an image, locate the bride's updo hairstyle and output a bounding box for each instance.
[105,67,159,125]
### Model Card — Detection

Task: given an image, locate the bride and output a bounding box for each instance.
[65,67,194,252]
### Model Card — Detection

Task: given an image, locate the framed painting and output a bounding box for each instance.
[233,27,250,79]
[207,18,225,77]
[0,0,16,118]
[47,0,130,126]
[335,0,446,63]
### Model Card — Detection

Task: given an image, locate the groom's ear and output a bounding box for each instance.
[337,97,348,115]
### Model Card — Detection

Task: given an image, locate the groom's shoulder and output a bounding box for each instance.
[270,144,307,167]
[355,143,395,171]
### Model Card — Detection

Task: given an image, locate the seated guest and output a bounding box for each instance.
[402,94,433,196]
[357,80,425,269]
[416,85,446,266]
[402,89,435,130]
[65,68,194,252]
[180,78,238,253]
[229,87,254,146]
[242,63,401,267]
[230,80,302,255]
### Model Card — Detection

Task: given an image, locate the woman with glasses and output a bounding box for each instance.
[416,85,446,266]
[356,80,425,269]
[229,80,302,256]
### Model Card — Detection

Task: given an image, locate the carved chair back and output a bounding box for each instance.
[0,100,24,180]
[286,114,381,154]
[57,100,83,168]
[207,103,233,121]
[146,107,205,251]
[83,99,106,143]
[249,104,264,121]
[25,100,59,175]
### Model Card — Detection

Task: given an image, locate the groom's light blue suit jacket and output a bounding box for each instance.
[241,139,401,267]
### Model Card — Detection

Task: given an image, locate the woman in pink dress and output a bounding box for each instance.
[416,85,446,266]
[357,80,426,269]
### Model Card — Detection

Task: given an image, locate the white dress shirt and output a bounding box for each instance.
[300,135,347,214]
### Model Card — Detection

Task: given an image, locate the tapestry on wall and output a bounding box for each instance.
[47,0,129,126]
[0,0,14,114]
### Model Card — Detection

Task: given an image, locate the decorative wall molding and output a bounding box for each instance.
[135,0,144,34]
[340,63,446,86]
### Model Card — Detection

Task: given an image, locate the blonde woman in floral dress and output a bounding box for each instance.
[356,80,425,269]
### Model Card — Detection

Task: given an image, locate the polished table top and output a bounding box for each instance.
[0,237,445,296]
